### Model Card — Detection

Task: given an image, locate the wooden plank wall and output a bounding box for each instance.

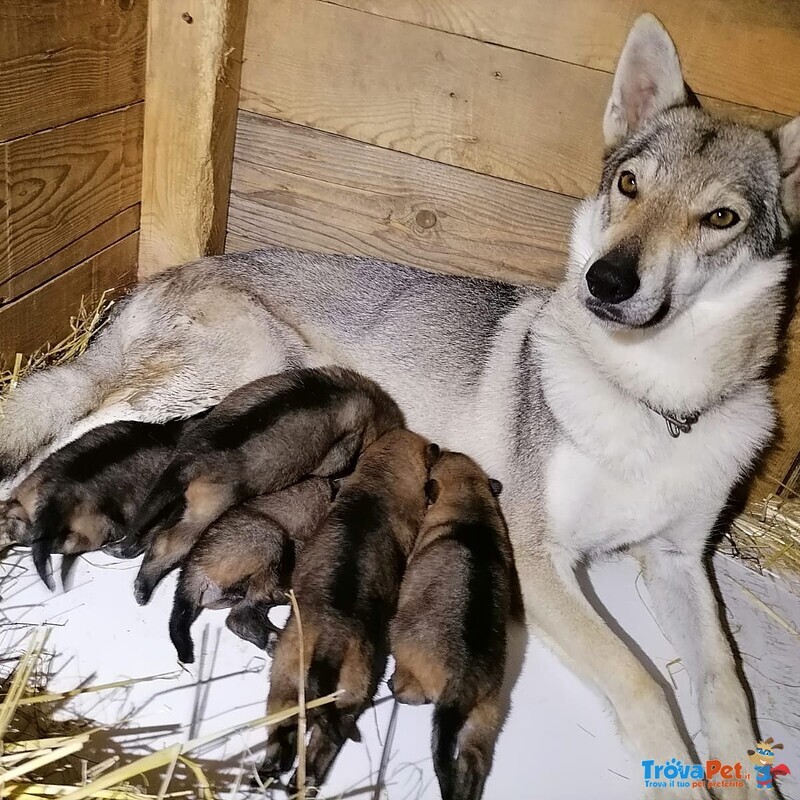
[226,0,800,501]
[0,0,146,366]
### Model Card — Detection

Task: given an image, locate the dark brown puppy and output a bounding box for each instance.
[0,418,198,589]
[128,367,404,606]
[169,476,334,664]
[389,451,521,800]
[260,429,438,792]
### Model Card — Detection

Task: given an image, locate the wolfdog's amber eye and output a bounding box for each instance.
[704,208,740,229]
[617,171,637,198]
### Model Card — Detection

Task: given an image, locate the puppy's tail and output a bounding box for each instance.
[169,572,200,664]
[131,461,187,538]
[432,694,499,800]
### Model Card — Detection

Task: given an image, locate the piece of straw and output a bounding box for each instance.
[287,590,308,800]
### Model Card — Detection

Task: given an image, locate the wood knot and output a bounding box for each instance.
[415,210,437,230]
[181,11,194,23]
[118,0,134,9]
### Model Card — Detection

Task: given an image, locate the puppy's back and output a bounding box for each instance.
[181,367,403,455]
[245,477,333,542]
[397,451,513,682]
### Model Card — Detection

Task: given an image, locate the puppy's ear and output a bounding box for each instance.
[776,115,800,227]
[773,743,784,750]
[488,478,503,497]
[424,478,440,505]
[604,13,687,147]
[424,443,441,469]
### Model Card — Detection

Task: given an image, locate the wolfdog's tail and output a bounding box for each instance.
[0,325,125,488]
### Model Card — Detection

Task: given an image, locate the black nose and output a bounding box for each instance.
[586,255,640,303]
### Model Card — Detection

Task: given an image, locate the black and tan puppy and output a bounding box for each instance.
[260,429,438,791]
[169,476,334,664]
[128,367,404,606]
[389,451,520,800]
[0,418,198,589]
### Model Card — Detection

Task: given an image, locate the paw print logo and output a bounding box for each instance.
[747,738,791,790]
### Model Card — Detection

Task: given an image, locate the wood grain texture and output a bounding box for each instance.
[328,0,800,117]
[227,113,575,284]
[0,0,147,142]
[0,105,143,284]
[138,0,248,277]
[240,0,786,200]
[749,308,800,503]
[0,205,140,305]
[0,233,137,367]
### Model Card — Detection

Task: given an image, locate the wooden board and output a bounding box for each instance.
[326,0,800,118]
[0,104,143,285]
[0,233,137,367]
[227,113,575,284]
[0,205,140,305]
[0,0,147,142]
[240,0,786,200]
[138,0,248,277]
[750,307,800,503]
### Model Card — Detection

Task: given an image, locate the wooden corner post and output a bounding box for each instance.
[138,0,248,277]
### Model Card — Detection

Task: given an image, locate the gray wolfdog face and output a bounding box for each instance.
[570,14,800,330]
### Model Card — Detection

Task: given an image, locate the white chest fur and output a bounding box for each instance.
[544,385,774,557]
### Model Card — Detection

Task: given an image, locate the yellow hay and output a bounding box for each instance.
[0,631,340,800]
[0,292,116,411]
[724,493,800,587]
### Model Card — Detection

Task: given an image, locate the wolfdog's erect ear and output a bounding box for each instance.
[776,116,800,226]
[604,13,687,147]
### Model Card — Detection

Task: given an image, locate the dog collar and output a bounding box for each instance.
[638,397,701,438]
[647,406,700,438]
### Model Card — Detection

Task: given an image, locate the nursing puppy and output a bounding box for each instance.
[0,418,195,589]
[169,476,334,664]
[390,451,520,800]
[128,366,404,606]
[260,430,438,791]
